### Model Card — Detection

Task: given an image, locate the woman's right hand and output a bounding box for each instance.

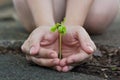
[21,26,60,68]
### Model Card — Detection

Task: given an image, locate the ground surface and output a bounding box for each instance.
[0,1,120,80]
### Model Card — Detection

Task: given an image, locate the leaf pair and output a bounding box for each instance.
[51,23,66,34]
[51,18,66,34]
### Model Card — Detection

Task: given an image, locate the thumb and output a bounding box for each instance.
[30,44,40,55]
[29,32,44,55]
[77,27,96,54]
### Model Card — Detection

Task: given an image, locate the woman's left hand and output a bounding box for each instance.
[58,26,96,72]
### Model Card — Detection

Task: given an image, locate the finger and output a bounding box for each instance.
[62,66,74,72]
[29,33,44,55]
[66,50,91,64]
[40,32,58,46]
[54,66,62,72]
[36,48,58,58]
[30,57,59,67]
[21,39,40,55]
[29,44,40,55]
[59,58,67,67]
[77,27,96,54]
[22,29,44,55]
[21,40,31,54]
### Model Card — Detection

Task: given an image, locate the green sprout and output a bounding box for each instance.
[50,18,66,59]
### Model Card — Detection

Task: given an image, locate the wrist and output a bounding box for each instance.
[64,18,84,26]
[35,20,55,28]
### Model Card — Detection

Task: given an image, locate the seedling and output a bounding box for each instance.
[50,18,66,59]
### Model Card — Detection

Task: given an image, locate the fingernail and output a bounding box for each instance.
[51,53,57,58]
[30,47,35,54]
[88,46,94,52]
[62,66,69,72]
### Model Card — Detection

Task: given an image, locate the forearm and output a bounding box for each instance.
[65,0,94,26]
[27,0,55,27]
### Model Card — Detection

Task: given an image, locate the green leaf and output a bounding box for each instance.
[50,26,57,32]
[55,23,61,28]
[50,18,66,35]
[58,26,66,34]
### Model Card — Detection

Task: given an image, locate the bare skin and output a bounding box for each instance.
[24,26,60,68]
[13,0,119,72]
[57,26,96,72]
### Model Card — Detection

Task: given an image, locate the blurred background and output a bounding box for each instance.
[0,0,120,25]
[0,0,28,40]
[0,0,16,22]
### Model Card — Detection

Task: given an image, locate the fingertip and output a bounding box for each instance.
[60,58,67,67]
[21,45,26,53]
[62,66,69,72]
[53,58,60,65]
[30,47,36,55]
[30,46,39,55]
[21,45,24,51]
[87,46,94,54]
[50,52,58,58]
[83,46,94,54]
[62,66,74,72]
[56,66,62,72]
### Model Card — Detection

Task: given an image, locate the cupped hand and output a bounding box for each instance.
[21,26,60,68]
[21,25,96,72]
[59,26,96,72]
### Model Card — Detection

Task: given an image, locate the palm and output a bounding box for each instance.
[61,28,82,58]
[40,32,59,54]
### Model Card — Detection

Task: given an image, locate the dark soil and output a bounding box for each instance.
[0,44,120,80]
[72,44,120,80]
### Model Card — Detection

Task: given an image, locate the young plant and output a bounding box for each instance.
[50,18,66,59]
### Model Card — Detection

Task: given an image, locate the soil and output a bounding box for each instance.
[72,44,120,80]
[0,44,120,80]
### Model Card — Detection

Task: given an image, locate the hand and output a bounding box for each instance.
[59,26,96,72]
[21,26,60,68]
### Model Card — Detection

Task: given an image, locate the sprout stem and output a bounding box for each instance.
[59,33,62,59]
